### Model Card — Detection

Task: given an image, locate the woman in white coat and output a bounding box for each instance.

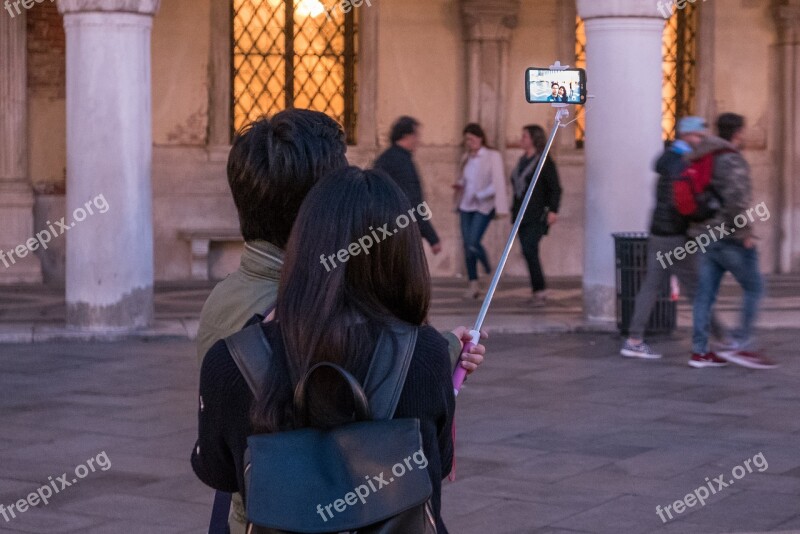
[453,123,509,299]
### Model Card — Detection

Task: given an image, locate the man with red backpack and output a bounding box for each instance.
[689,113,778,369]
[620,117,729,360]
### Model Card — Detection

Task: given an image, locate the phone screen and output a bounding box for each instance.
[525,68,586,105]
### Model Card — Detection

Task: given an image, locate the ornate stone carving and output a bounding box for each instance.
[57,0,159,15]
[460,0,520,42]
[774,0,800,40]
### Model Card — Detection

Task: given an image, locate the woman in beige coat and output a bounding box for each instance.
[453,123,509,299]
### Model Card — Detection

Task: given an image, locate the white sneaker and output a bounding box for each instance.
[620,340,662,359]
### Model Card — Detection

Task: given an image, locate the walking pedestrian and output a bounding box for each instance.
[454,123,509,299]
[690,113,777,369]
[374,116,441,254]
[510,124,562,306]
[620,116,730,360]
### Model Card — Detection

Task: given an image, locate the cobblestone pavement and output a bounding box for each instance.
[1,329,799,533]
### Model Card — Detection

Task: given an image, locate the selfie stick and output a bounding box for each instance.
[453,63,572,396]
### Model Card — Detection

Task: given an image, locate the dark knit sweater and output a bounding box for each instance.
[191,322,455,533]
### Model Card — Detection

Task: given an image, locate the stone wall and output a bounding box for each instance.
[13,0,790,284]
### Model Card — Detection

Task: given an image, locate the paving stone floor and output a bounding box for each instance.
[1,330,799,533]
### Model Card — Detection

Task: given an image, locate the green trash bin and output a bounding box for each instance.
[613,232,676,336]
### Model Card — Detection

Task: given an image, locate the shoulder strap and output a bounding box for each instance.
[225,323,274,396]
[362,324,418,420]
[520,155,540,181]
[225,322,418,419]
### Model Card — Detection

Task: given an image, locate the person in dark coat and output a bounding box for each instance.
[374,116,441,254]
[510,124,562,306]
[620,116,729,361]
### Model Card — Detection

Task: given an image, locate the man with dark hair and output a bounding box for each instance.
[197,109,348,363]
[690,113,777,369]
[197,109,349,534]
[546,83,559,102]
[374,116,442,254]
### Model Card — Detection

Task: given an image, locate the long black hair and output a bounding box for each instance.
[250,166,431,433]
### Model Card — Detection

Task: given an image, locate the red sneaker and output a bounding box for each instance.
[689,352,729,369]
[718,350,778,370]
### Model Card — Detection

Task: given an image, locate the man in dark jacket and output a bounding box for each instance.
[374,117,441,254]
[621,116,728,360]
[690,113,777,369]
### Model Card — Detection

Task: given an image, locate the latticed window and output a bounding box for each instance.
[574,6,698,147]
[662,3,698,141]
[232,0,358,142]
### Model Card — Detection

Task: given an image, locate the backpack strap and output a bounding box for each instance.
[362,324,418,420]
[224,322,418,419]
[225,323,274,396]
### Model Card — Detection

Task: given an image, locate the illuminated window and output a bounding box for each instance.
[575,16,586,149]
[575,6,698,147]
[662,3,697,141]
[232,0,358,142]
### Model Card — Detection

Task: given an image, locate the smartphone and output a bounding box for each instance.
[525,67,587,105]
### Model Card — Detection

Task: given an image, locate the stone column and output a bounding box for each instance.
[577,0,664,322]
[460,0,519,150]
[774,1,800,273]
[58,0,159,331]
[208,0,232,155]
[0,12,43,284]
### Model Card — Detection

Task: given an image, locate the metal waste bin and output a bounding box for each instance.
[613,233,676,336]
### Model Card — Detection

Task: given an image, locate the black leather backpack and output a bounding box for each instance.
[224,322,438,534]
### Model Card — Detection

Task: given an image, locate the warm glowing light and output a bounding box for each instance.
[296,0,327,18]
[233,0,354,139]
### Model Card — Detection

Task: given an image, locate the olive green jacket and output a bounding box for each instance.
[197,241,284,365]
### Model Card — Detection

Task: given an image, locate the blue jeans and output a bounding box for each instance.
[460,210,494,281]
[692,239,763,354]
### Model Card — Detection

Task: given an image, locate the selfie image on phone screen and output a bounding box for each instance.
[526,67,587,105]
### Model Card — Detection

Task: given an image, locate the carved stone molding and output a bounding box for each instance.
[577,0,665,20]
[774,0,800,41]
[58,0,159,16]
[460,0,520,42]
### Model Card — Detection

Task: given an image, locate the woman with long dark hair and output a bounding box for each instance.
[453,123,509,299]
[192,167,462,533]
[510,125,562,306]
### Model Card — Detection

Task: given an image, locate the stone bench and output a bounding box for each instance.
[178,229,243,281]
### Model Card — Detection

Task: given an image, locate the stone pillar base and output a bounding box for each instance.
[0,183,43,284]
[583,283,616,324]
[66,285,153,332]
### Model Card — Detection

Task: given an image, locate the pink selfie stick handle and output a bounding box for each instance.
[453,329,481,396]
